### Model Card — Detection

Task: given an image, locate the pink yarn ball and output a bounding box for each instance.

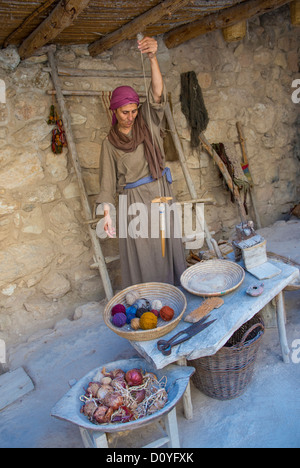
[151,309,159,317]
[111,304,126,316]
[112,313,127,328]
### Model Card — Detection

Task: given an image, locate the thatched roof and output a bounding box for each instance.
[0,0,293,59]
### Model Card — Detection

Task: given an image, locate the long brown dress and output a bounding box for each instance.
[96,84,186,289]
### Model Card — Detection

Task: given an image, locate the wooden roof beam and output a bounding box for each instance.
[88,0,191,57]
[164,0,292,49]
[4,0,57,48]
[18,0,91,60]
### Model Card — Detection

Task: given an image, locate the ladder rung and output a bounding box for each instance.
[90,256,120,269]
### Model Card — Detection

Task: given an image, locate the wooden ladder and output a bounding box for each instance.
[48,51,114,301]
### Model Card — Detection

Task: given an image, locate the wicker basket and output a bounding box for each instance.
[188,314,265,400]
[222,20,247,42]
[180,259,245,297]
[290,0,300,25]
[104,282,187,341]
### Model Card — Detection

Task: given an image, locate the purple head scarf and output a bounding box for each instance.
[109,86,140,126]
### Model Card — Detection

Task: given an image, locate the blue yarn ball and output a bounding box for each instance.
[126,306,137,324]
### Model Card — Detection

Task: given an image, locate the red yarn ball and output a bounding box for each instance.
[151,309,159,317]
[112,312,127,328]
[160,306,174,321]
[111,304,126,316]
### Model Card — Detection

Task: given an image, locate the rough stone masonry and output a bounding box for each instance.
[0,7,299,344]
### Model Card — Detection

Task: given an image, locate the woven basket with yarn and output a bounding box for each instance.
[104,282,187,341]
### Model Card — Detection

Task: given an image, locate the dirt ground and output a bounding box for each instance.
[0,219,299,448]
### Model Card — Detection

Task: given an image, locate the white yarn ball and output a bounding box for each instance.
[151,299,163,311]
[125,290,140,306]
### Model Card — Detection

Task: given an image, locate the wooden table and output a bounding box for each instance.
[130,259,299,419]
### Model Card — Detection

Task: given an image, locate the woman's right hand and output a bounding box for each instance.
[104,208,116,238]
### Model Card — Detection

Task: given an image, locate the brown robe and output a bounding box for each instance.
[96,84,186,289]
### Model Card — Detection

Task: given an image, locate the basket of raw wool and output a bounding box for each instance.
[104,282,187,342]
[188,314,265,400]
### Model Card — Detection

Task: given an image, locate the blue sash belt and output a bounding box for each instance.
[124,167,172,190]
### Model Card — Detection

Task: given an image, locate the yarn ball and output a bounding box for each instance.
[112,312,127,328]
[160,306,174,322]
[130,318,140,330]
[151,300,163,311]
[150,309,159,317]
[134,299,151,311]
[111,304,126,316]
[126,306,137,324]
[125,290,140,306]
[140,312,158,330]
[136,307,148,318]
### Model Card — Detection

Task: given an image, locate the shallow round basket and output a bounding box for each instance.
[104,282,187,341]
[180,259,245,297]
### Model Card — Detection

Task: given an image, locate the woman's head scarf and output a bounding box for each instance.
[109,86,140,126]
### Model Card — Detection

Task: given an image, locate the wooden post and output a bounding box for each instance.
[164,103,214,252]
[47,50,113,301]
[275,291,290,363]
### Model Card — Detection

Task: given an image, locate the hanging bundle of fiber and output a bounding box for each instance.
[212,142,250,214]
[180,71,209,148]
[47,104,68,154]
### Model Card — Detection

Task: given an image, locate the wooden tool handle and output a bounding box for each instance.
[236,121,248,165]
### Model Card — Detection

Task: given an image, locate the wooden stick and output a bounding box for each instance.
[152,197,173,258]
[47,90,147,98]
[236,122,262,228]
[47,50,113,301]
[43,66,151,78]
[164,103,214,252]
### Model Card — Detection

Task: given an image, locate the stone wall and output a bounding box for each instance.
[0,7,299,344]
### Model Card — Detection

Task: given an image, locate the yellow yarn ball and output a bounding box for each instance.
[139,312,157,330]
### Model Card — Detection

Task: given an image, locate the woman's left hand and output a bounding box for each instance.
[137,36,158,59]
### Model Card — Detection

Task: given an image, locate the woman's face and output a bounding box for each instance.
[114,103,138,132]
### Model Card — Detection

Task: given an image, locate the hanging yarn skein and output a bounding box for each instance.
[180,71,209,148]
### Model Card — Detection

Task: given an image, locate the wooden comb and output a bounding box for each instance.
[184,297,224,323]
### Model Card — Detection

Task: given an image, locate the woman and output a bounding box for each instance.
[96,36,186,289]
